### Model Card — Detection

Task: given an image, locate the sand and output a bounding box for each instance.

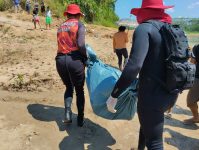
[0,11,199,150]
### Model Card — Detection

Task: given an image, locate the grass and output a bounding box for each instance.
[14,74,24,89]
[94,20,117,28]
[0,0,12,11]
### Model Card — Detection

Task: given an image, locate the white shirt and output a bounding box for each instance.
[46,10,51,17]
[26,0,31,5]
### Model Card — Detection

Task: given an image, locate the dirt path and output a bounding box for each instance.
[0,11,199,150]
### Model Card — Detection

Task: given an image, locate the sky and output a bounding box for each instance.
[115,0,199,19]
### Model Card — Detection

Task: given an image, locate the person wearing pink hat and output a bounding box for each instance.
[56,4,87,127]
[107,0,178,149]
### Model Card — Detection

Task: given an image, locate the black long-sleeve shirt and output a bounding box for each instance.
[111,23,150,98]
[111,20,178,109]
[77,22,87,60]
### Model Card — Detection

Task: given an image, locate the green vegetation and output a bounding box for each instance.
[173,18,199,32]
[0,0,27,11]
[0,0,13,11]
[14,74,24,89]
[0,0,119,27]
[173,18,199,46]
[47,0,119,27]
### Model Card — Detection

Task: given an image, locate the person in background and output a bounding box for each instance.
[13,0,20,13]
[106,0,178,149]
[113,26,129,71]
[55,4,87,127]
[45,6,52,30]
[25,0,31,14]
[34,0,39,14]
[41,0,46,15]
[32,8,41,29]
[184,44,199,124]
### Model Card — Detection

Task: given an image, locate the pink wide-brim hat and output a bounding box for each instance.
[130,0,174,16]
[64,4,83,16]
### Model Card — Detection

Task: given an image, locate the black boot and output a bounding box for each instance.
[63,107,72,123]
[76,95,85,127]
[63,97,72,123]
[77,114,84,127]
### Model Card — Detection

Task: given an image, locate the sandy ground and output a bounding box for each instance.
[0,11,199,150]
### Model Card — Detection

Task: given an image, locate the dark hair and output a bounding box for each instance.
[193,44,199,59]
[67,13,81,18]
[33,9,38,15]
[193,44,199,51]
[119,26,126,32]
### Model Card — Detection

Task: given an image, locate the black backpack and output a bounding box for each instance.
[146,20,196,94]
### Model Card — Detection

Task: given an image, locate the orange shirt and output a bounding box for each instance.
[113,32,128,49]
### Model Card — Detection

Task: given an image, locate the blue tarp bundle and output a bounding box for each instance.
[86,45,138,120]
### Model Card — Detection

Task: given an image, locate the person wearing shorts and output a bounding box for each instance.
[184,44,199,124]
[45,6,52,30]
[113,26,129,71]
[32,8,41,29]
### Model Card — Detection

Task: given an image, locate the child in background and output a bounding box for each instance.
[41,0,45,15]
[34,0,39,14]
[25,0,31,14]
[45,6,52,30]
[32,8,41,29]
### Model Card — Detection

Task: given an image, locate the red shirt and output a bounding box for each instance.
[57,19,79,54]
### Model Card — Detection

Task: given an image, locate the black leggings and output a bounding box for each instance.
[137,108,164,150]
[115,48,128,67]
[55,54,85,115]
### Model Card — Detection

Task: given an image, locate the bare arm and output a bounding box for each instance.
[113,36,116,53]
[190,57,196,64]
[111,25,150,98]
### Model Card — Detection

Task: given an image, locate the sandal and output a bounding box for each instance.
[183,118,199,125]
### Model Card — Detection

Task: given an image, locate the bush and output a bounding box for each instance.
[0,0,13,11]
[46,0,119,26]
[0,0,119,27]
[45,0,65,18]
[0,0,26,11]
